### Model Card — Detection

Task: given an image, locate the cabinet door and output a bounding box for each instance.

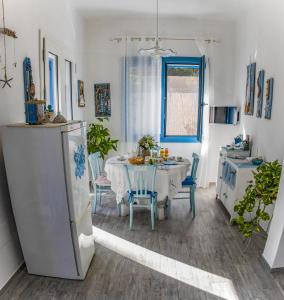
[226,184,237,218]
[216,153,226,198]
[63,126,90,223]
[220,180,228,209]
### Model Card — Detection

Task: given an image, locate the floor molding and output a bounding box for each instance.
[0,262,25,295]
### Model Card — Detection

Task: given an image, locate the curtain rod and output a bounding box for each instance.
[110,36,220,43]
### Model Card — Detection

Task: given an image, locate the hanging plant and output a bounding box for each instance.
[232,160,282,238]
[87,118,118,159]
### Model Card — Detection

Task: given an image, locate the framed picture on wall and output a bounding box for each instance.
[264,78,274,120]
[78,80,86,107]
[244,63,256,115]
[256,70,265,118]
[94,83,111,117]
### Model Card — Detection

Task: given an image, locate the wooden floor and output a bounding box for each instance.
[1,186,284,300]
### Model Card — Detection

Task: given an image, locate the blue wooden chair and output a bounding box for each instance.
[88,153,112,214]
[123,164,158,230]
[167,153,200,218]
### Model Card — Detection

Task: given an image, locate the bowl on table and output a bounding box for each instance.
[117,155,126,161]
[128,157,145,165]
[252,158,264,166]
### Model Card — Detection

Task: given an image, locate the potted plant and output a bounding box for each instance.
[87,118,118,159]
[232,160,282,241]
[138,135,157,158]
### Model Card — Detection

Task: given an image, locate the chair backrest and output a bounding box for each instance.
[191,153,200,181]
[88,152,104,181]
[123,164,157,196]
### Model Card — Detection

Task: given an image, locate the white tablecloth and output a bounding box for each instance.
[105,156,190,205]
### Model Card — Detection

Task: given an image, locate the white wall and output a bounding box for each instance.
[235,0,284,161]
[234,0,284,268]
[84,16,240,182]
[0,0,86,289]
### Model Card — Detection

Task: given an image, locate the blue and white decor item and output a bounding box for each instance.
[256,70,265,118]
[264,78,274,119]
[2,121,94,280]
[244,63,256,115]
[94,83,111,117]
[23,57,45,124]
[74,144,86,179]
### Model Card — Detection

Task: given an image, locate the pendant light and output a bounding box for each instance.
[138,0,176,59]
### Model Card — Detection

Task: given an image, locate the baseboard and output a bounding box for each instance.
[262,255,284,273]
[0,261,25,294]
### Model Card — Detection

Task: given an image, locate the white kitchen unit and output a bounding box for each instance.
[216,147,257,219]
[2,121,94,280]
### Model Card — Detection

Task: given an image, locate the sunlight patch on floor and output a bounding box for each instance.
[92,226,239,300]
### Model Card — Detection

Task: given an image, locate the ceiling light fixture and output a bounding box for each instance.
[138,0,177,59]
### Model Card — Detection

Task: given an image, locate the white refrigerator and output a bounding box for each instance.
[2,121,95,280]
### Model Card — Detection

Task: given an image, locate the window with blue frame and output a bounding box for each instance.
[161,57,205,143]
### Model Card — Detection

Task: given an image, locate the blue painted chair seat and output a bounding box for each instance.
[182,176,196,186]
[128,190,157,199]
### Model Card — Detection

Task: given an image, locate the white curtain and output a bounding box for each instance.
[123,38,161,152]
[196,40,215,188]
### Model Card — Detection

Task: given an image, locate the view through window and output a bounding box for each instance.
[166,64,199,136]
[161,57,204,143]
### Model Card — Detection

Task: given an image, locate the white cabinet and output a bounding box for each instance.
[216,148,256,220]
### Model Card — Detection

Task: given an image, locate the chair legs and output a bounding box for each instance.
[190,186,196,218]
[151,200,155,231]
[92,185,98,214]
[128,196,157,230]
[117,202,122,216]
[165,197,171,219]
[129,202,134,230]
[156,199,158,219]
[98,189,102,205]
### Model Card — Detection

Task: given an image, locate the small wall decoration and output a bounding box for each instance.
[244,63,256,115]
[23,57,46,125]
[94,83,111,117]
[264,78,274,120]
[256,70,265,118]
[77,80,86,107]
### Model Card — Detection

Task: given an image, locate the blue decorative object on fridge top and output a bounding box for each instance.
[74,144,86,179]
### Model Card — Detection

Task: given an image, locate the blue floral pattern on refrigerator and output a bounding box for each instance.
[74,144,86,179]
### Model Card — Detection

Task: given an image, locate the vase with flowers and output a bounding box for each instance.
[138,135,157,158]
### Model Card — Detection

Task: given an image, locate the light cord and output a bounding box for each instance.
[1,0,7,70]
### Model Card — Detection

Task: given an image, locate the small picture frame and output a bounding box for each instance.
[264,78,274,120]
[78,80,86,107]
[94,83,111,117]
[256,70,265,118]
[244,63,256,116]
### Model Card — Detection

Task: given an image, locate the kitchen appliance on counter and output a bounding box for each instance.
[2,121,94,280]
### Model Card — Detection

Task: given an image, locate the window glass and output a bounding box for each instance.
[166,64,200,136]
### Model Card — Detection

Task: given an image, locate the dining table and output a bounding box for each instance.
[104,156,191,220]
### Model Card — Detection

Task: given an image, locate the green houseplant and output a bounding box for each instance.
[232,160,282,238]
[87,118,118,159]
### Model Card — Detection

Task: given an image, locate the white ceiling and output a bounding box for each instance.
[71,0,257,21]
